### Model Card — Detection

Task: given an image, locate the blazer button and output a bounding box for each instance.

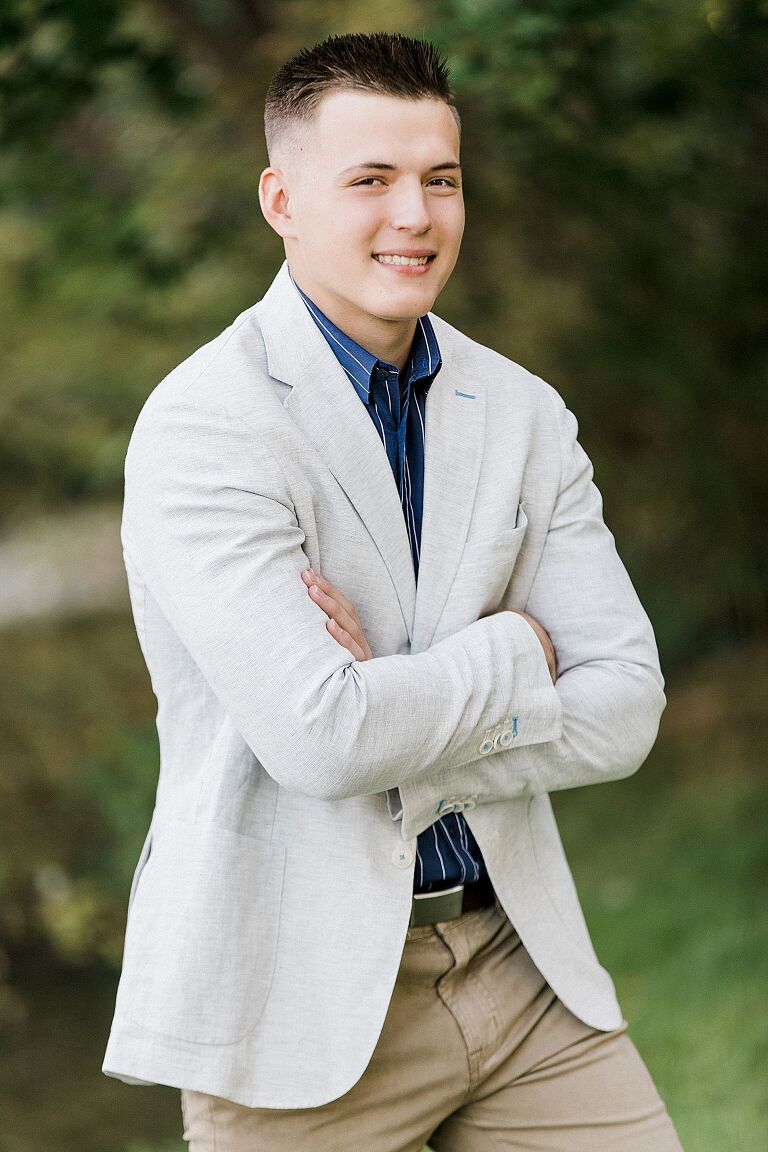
[392,845,414,868]
[498,728,514,748]
[479,736,495,755]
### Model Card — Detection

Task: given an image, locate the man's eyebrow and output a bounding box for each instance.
[338,161,462,177]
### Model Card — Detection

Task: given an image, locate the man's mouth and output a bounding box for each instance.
[372,253,436,266]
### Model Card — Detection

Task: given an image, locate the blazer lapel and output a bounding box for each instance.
[256,262,485,653]
[258,263,417,641]
[411,341,486,653]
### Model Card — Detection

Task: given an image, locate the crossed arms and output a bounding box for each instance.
[124,384,664,839]
[300,564,558,685]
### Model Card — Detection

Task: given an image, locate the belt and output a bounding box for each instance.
[409,872,496,928]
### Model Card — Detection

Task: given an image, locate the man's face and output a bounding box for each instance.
[263,89,464,353]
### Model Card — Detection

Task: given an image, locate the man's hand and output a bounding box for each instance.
[512,610,557,684]
[301,568,373,661]
[302,569,556,682]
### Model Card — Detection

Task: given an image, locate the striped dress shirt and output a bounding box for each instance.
[290,271,488,893]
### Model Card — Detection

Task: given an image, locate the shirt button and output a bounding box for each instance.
[392,845,415,868]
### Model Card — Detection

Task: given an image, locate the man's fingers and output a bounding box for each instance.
[326,618,365,661]
[301,568,357,620]
[301,568,372,660]
[307,581,359,638]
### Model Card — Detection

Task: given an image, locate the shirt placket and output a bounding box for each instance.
[397,372,412,544]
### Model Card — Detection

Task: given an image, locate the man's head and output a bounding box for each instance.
[259,33,464,365]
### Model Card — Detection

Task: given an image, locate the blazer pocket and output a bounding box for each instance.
[462,502,528,549]
[459,505,529,575]
[447,508,529,621]
[116,818,285,1046]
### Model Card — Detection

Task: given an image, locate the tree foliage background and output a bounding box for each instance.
[0,3,766,1150]
[1,0,766,661]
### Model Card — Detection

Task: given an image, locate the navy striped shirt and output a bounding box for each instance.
[290,271,487,893]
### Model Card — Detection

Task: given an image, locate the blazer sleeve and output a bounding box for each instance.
[123,397,562,803]
[397,386,666,839]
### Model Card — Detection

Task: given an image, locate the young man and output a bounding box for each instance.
[102,32,684,1152]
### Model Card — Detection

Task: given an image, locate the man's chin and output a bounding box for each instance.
[368,288,440,322]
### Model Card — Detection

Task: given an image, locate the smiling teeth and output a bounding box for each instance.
[374,254,431,265]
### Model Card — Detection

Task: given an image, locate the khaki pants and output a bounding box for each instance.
[181,897,683,1151]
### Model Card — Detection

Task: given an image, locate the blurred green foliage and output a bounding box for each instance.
[429,0,768,664]
[0,2,766,1148]
[0,614,157,969]
[0,0,766,664]
[1,0,768,668]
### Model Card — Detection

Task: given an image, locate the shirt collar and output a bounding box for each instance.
[289,267,441,405]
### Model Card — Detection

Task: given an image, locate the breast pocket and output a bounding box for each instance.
[452,504,529,614]
[116,818,285,1046]
[461,501,528,554]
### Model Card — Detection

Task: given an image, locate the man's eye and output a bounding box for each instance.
[428,178,458,188]
[354,177,385,186]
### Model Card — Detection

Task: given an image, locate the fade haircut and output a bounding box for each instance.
[264,32,460,162]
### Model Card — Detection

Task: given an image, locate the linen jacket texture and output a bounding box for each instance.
[101,259,666,1108]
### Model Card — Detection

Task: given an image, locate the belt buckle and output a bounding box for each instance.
[409,882,465,928]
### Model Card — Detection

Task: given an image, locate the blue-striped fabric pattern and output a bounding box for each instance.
[290,271,487,893]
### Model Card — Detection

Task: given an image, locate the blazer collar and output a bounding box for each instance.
[256,260,486,653]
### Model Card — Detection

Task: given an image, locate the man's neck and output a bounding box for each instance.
[365,325,416,373]
[288,267,417,371]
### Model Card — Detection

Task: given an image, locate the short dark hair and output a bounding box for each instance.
[264,32,460,160]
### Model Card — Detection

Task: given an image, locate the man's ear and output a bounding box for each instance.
[259,168,297,239]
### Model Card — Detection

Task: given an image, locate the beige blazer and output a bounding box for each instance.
[101,259,665,1108]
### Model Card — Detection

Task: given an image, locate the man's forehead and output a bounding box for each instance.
[316,89,457,137]
[312,91,459,166]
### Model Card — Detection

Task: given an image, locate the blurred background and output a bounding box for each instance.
[0,1,766,1149]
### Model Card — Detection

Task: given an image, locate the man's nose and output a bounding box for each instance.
[389,181,432,233]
